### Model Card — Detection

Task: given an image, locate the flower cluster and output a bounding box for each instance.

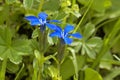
[25,12,82,44]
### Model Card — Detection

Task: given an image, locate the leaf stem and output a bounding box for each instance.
[0,57,7,80]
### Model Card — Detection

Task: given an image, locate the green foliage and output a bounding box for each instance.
[78,0,107,13]
[85,68,103,80]
[0,0,120,80]
[60,55,85,80]
[23,0,33,9]
[5,0,16,4]
[42,0,60,11]
[0,26,32,64]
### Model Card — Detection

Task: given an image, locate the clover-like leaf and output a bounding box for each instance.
[83,22,95,40]
[87,37,103,53]
[0,26,32,64]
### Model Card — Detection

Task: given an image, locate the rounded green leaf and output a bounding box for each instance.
[85,68,103,80]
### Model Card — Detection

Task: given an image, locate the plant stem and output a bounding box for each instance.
[71,51,78,79]
[0,57,7,80]
[38,0,44,12]
[73,0,93,33]
[69,0,76,23]
[57,39,66,79]
[93,17,118,37]
[92,18,120,69]
[15,64,24,80]
[72,0,76,5]
[57,39,65,63]
[37,27,48,80]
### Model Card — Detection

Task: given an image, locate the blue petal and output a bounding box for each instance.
[64,24,74,34]
[64,37,73,44]
[38,12,48,21]
[46,23,57,30]
[49,20,61,23]
[49,31,61,38]
[55,26,62,32]
[71,33,82,38]
[25,16,40,25]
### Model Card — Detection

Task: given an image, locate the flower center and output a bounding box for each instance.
[39,19,46,25]
[61,31,68,39]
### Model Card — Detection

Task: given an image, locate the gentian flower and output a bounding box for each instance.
[49,24,82,44]
[25,12,60,31]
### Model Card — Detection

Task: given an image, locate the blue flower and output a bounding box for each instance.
[25,12,60,31]
[49,24,82,44]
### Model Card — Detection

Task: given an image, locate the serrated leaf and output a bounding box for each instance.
[0,26,12,45]
[87,37,103,53]
[85,68,103,80]
[7,60,20,73]
[87,37,102,47]
[83,23,95,40]
[12,39,32,55]
[9,49,22,64]
[84,44,96,59]
[32,28,39,39]
[0,27,32,64]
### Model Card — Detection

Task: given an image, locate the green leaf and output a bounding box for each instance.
[100,51,113,70]
[7,60,19,73]
[83,22,95,40]
[23,0,33,9]
[84,43,96,59]
[87,37,103,53]
[78,0,106,13]
[42,0,60,11]
[5,0,16,4]
[112,38,120,53]
[107,0,120,18]
[12,39,32,55]
[104,68,120,80]
[32,28,39,39]
[48,66,59,79]
[60,55,85,80]
[0,5,9,25]
[0,27,32,64]
[8,49,22,64]
[85,68,103,80]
